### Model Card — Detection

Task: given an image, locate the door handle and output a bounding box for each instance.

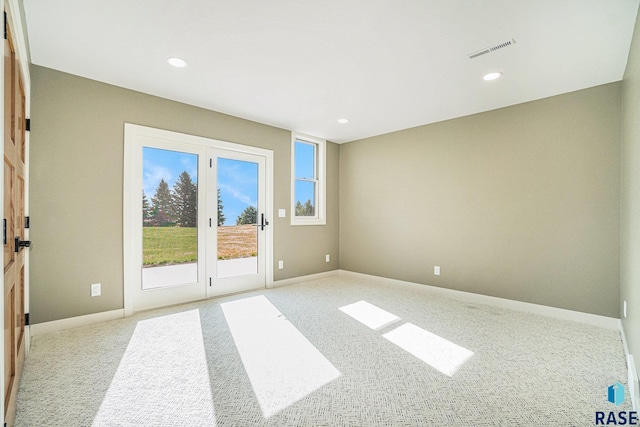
[252,213,269,231]
[14,237,31,253]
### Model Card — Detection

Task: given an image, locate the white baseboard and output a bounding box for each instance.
[269,269,340,289]
[621,324,639,411]
[30,271,340,337]
[621,320,631,356]
[28,269,618,336]
[628,354,639,411]
[338,270,620,330]
[30,309,125,336]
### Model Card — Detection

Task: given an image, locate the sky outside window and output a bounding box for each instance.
[143,147,258,226]
[295,141,315,179]
[217,158,258,225]
[143,147,198,196]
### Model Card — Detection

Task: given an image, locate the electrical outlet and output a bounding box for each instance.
[326,254,330,262]
[91,283,101,297]
[278,260,284,269]
[434,266,440,276]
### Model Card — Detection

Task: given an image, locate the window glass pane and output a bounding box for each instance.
[295,180,316,216]
[142,147,198,289]
[291,133,326,225]
[295,141,315,179]
[217,158,259,278]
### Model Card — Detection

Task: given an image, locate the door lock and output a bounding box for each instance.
[252,213,269,231]
[14,237,31,253]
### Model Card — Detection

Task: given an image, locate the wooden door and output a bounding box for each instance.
[3,15,26,426]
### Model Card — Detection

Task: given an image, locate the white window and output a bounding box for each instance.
[291,132,326,225]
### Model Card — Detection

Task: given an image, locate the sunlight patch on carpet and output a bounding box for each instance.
[222,295,340,418]
[339,300,401,330]
[338,300,473,376]
[92,310,216,426]
[383,322,474,377]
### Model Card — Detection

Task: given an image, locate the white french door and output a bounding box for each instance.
[126,137,207,312]
[207,149,267,297]
[124,124,273,315]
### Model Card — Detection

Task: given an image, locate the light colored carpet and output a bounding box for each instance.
[14,276,632,426]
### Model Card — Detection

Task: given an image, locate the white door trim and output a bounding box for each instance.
[123,124,273,316]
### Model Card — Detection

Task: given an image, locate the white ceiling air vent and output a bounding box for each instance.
[468,39,516,59]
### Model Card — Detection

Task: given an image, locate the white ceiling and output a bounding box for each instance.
[23,0,639,143]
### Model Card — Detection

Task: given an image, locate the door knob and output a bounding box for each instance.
[252,214,269,231]
[14,237,31,253]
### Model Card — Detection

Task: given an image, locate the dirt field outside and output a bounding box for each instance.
[217,224,258,260]
[143,224,257,267]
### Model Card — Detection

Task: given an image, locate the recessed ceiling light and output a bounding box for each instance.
[337,118,349,124]
[167,57,187,68]
[483,71,503,81]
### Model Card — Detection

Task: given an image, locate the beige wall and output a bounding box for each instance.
[29,63,625,323]
[622,6,640,379]
[29,65,339,324]
[340,83,621,317]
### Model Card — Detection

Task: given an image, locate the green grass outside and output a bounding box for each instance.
[143,227,197,267]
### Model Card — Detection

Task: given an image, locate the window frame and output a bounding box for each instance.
[291,132,326,225]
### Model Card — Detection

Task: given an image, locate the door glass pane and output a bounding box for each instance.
[217,158,258,278]
[142,147,198,289]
